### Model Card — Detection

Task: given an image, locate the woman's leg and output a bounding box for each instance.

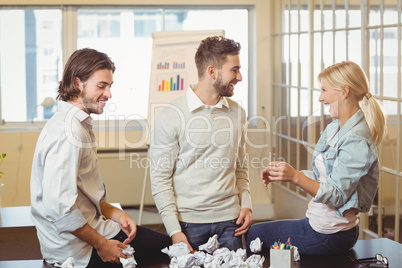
[246,218,358,255]
[246,218,308,252]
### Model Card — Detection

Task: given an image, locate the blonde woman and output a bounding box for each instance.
[247,61,386,255]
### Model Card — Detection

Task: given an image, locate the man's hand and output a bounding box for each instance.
[94,237,127,264]
[171,232,194,252]
[261,167,272,189]
[100,201,137,244]
[117,213,137,244]
[71,223,127,264]
[235,208,252,236]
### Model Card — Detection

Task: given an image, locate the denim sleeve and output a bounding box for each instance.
[313,137,377,209]
[302,170,317,181]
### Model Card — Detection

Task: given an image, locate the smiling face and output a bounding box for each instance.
[213,54,242,97]
[75,69,114,115]
[318,78,344,119]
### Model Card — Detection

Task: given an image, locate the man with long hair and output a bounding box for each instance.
[31,48,171,267]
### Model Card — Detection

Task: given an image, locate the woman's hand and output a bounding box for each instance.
[261,161,298,189]
[261,161,320,197]
[266,161,298,183]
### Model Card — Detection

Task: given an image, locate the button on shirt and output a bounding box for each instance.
[30,101,120,267]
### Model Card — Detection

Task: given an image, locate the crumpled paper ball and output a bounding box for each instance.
[250,237,263,253]
[162,242,191,258]
[198,234,220,254]
[162,237,266,267]
[120,245,137,268]
[293,246,300,262]
[61,257,75,268]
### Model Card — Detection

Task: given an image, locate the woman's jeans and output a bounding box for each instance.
[246,218,359,255]
[180,219,243,251]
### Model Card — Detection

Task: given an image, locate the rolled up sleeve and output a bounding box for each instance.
[313,137,375,208]
[54,207,87,234]
[41,133,87,234]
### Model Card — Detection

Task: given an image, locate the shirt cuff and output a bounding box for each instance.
[54,207,87,235]
[240,192,252,211]
[169,229,181,237]
[312,181,329,203]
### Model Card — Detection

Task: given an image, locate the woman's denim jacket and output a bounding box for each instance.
[302,109,379,216]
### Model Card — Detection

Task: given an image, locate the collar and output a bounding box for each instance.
[57,100,93,126]
[327,109,365,146]
[337,108,365,138]
[186,84,230,112]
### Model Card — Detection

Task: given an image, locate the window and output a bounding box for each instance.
[77,8,249,121]
[0,9,62,122]
[273,0,402,242]
[0,6,250,123]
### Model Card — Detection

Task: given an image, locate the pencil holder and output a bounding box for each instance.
[270,247,294,268]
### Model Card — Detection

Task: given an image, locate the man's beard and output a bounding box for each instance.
[213,73,234,97]
[80,87,102,114]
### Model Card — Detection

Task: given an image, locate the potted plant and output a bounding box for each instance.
[0,153,6,178]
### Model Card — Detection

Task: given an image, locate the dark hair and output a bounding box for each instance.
[57,48,115,101]
[194,36,241,79]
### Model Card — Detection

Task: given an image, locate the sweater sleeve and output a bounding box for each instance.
[236,109,252,210]
[150,107,182,235]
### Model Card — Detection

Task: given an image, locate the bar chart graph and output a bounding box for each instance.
[157,62,169,69]
[157,73,186,92]
[173,61,185,69]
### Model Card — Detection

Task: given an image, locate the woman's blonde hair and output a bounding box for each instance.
[318,61,387,146]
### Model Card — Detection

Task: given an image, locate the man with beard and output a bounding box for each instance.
[30,48,171,267]
[150,36,252,251]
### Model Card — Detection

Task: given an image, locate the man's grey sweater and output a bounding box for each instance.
[150,86,252,235]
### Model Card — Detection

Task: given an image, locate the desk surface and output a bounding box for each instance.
[1,207,400,267]
[273,238,402,268]
[0,204,122,229]
[0,238,400,268]
[294,237,402,268]
[350,238,402,265]
[0,206,34,229]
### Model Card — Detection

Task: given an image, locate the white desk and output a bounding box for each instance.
[0,206,34,230]
[0,204,123,261]
[0,203,122,230]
